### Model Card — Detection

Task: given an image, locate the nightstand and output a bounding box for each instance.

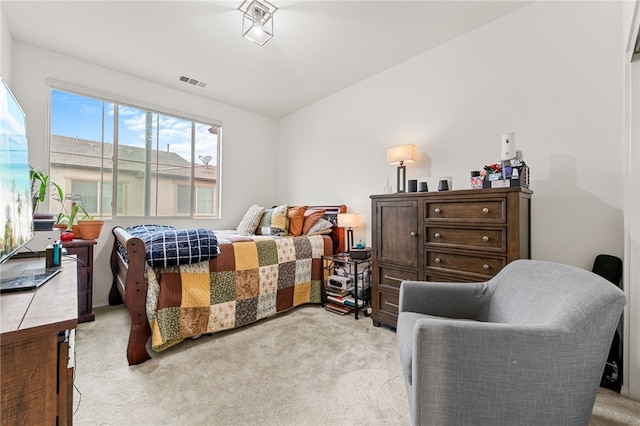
[321,254,372,319]
[62,239,96,323]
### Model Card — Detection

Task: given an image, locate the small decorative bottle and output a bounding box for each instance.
[383,176,393,194]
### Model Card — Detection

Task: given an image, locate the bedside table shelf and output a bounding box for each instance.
[321,254,371,319]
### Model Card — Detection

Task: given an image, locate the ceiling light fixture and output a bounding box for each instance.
[238,0,277,46]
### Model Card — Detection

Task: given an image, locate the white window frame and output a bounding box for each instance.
[46,78,222,218]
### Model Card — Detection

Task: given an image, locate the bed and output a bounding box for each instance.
[109,205,346,365]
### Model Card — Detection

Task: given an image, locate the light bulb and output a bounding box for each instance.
[252,25,264,36]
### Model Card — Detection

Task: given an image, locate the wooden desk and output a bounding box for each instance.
[1,256,78,425]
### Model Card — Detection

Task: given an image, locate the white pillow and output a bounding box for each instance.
[306,218,334,235]
[237,204,264,236]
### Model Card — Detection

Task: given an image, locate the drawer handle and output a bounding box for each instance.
[434,208,441,214]
[384,275,405,283]
[482,236,490,242]
[482,207,489,214]
[483,264,490,270]
[434,233,441,238]
[410,231,417,237]
[385,301,399,308]
[435,258,441,263]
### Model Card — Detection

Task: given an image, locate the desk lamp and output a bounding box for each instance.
[387,144,417,193]
[337,213,362,255]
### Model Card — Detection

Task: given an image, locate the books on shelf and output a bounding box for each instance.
[326,287,351,297]
[324,302,350,315]
[326,294,365,308]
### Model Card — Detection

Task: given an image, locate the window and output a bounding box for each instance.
[48,84,221,218]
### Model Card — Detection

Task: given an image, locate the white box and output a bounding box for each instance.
[327,275,352,290]
[19,229,61,253]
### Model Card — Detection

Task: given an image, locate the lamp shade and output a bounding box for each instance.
[337,213,362,228]
[387,144,417,165]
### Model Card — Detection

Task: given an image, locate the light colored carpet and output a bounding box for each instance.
[74,306,640,425]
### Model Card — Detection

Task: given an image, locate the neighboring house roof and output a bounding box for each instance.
[50,135,216,182]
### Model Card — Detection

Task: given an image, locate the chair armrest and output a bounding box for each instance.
[399,280,490,320]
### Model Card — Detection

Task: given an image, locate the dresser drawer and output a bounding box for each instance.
[425,227,505,252]
[376,290,400,318]
[423,272,483,283]
[377,265,418,290]
[425,199,505,223]
[425,250,505,278]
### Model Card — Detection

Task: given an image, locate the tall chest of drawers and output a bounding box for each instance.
[370,187,532,328]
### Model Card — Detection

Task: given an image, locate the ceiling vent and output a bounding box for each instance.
[178,75,207,88]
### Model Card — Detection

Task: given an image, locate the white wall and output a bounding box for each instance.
[279,0,637,397]
[0,4,12,81]
[279,1,623,270]
[622,0,640,402]
[11,42,279,308]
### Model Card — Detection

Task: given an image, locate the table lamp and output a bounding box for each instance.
[387,144,417,193]
[337,213,362,255]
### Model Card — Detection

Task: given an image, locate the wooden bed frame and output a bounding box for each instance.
[109,205,347,365]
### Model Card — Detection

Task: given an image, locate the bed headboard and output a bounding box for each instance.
[306,204,347,254]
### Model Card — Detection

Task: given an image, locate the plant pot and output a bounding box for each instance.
[53,223,68,232]
[77,220,103,240]
[71,225,82,239]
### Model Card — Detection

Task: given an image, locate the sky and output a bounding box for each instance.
[50,90,218,165]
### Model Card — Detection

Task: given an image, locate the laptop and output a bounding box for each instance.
[0,267,62,294]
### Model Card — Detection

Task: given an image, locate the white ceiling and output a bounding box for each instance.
[3,0,531,118]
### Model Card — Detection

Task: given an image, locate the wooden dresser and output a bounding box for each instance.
[370,187,532,328]
[1,256,77,425]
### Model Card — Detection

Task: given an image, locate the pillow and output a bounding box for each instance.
[256,204,290,236]
[305,218,334,235]
[288,206,307,237]
[302,209,326,235]
[237,204,265,236]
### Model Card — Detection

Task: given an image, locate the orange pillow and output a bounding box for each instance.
[288,206,307,237]
[302,209,326,235]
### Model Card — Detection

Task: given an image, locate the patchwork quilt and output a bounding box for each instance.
[146,233,332,352]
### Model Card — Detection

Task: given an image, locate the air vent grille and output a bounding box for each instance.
[179,75,207,88]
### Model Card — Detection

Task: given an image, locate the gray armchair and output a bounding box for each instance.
[397,259,626,426]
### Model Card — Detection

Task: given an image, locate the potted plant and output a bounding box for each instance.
[73,202,104,240]
[30,167,63,215]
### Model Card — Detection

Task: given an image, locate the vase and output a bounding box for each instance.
[77,220,104,240]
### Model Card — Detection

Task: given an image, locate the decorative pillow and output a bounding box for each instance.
[288,205,307,237]
[302,209,326,235]
[306,218,334,235]
[237,204,265,236]
[256,204,289,236]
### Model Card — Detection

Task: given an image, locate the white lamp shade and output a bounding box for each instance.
[337,213,362,228]
[387,144,417,165]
